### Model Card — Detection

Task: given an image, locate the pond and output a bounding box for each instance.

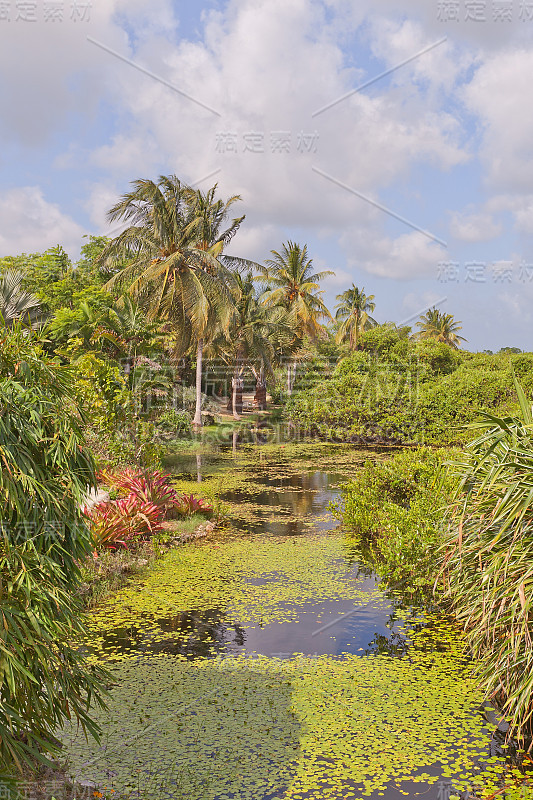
[62,441,519,800]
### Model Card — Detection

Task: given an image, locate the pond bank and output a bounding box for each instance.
[60,441,532,800]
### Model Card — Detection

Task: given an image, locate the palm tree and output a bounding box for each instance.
[211,274,292,418]
[0,270,44,329]
[97,175,241,429]
[415,307,466,349]
[334,285,377,350]
[184,184,258,427]
[92,295,165,372]
[258,241,333,394]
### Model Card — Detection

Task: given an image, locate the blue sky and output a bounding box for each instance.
[1,0,533,350]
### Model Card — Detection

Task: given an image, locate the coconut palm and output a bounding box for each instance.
[415,307,466,349]
[334,285,377,350]
[92,295,165,370]
[211,273,292,418]
[98,175,242,429]
[258,241,333,395]
[259,242,333,337]
[184,184,260,426]
[0,270,44,329]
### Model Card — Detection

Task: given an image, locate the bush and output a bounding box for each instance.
[285,345,533,446]
[88,470,213,549]
[156,409,192,439]
[442,383,533,739]
[0,326,107,773]
[335,448,456,598]
[86,495,164,550]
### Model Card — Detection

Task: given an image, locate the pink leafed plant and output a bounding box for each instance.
[173,493,214,517]
[85,494,164,550]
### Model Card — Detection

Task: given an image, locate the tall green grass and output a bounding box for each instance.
[443,379,533,739]
[0,326,108,773]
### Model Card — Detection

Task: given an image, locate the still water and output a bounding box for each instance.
[62,441,516,800]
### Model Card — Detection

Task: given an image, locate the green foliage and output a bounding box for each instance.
[0,239,118,317]
[0,270,44,329]
[335,448,456,597]
[443,387,533,738]
[285,341,533,446]
[359,322,411,355]
[156,409,192,438]
[0,326,107,773]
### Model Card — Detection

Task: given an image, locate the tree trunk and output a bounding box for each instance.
[287,361,296,396]
[232,374,243,420]
[255,379,267,410]
[254,361,267,410]
[193,338,203,429]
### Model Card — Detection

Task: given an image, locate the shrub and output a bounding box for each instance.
[285,347,533,446]
[335,448,456,597]
[100,468,180,514]
[0,325,107,773]
[173,493,214,517]
[442,381,533,739]
[85,495,164,550]
[156,409,192,439]
[88,470,213,548]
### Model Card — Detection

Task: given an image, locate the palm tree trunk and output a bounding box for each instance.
[254,362,267,410]
[193,338,203,429]
[287,361,296,397]
[232,367,244,420]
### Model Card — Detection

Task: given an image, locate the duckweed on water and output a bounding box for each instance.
[64,638,518,799]
[64,443,533,799]
[83,534,383,660]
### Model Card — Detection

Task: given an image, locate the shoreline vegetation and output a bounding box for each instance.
[1,174,533,796]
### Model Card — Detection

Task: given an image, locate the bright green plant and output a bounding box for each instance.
[0,325,107,773]
[442,378,533,739]
[0,270,44,329]
[335,447,456,597]
[156,409,192,439]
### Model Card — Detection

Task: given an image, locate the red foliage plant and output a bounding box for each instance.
[89,469,214,549]
[85,495,163,551]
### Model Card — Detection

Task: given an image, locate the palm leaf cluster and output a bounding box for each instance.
[442,379,533,738]
[259,242,333,339]
[0,326,108,772]
[0,270,44,329]
[416,307,466,349]
[100,177,239,355]
[334,284,377,350]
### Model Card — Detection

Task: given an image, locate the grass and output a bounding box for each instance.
[78,516,212,610]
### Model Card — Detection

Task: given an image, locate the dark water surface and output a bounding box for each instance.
[63,442,523,800]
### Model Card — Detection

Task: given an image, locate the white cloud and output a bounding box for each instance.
[340,227,447,280]
[450,209,503,242]
[462,49,533,191]
[0,187,86,258]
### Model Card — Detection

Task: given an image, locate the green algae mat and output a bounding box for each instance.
[62,442,533,799]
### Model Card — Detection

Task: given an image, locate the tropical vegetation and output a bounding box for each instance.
[2,169,533,785]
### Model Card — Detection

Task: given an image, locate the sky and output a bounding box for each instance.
[1,0,533,351]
